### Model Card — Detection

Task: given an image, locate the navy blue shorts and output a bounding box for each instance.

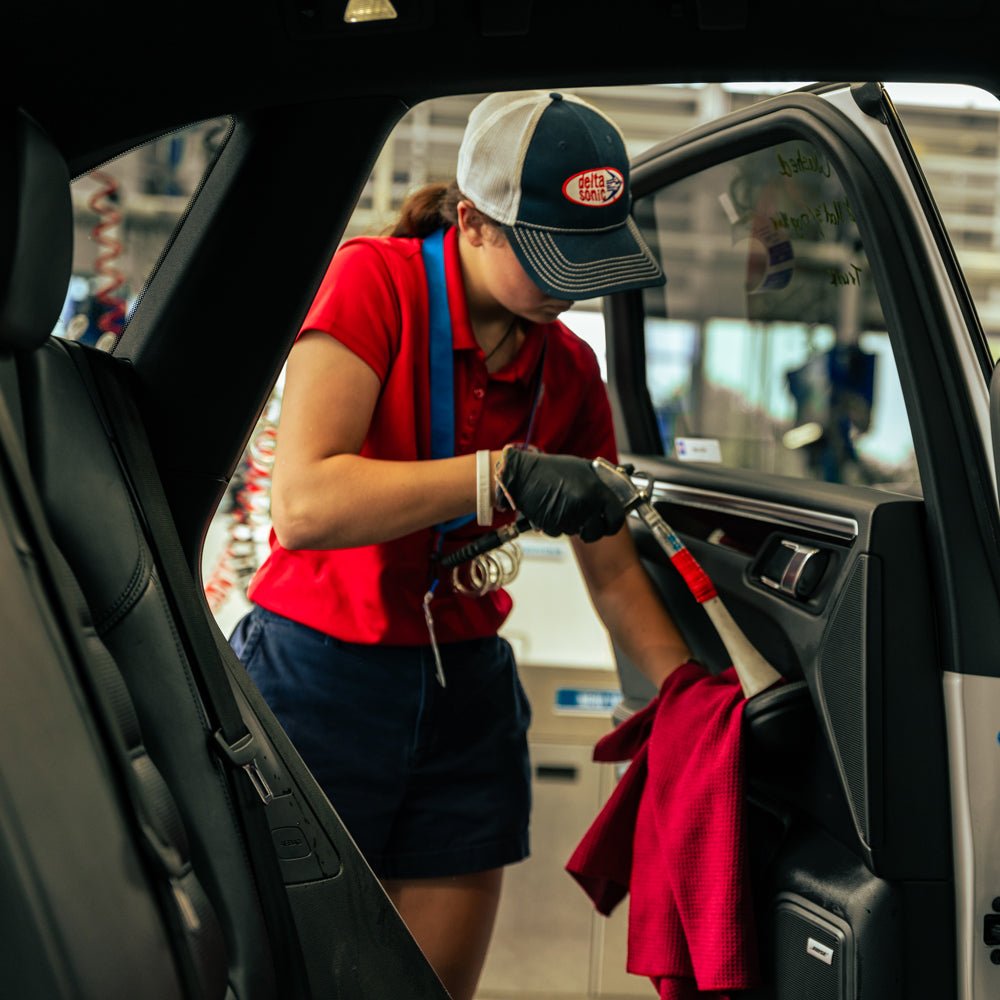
[229,605,532,879]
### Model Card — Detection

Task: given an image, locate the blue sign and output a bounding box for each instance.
[554,687,622,714]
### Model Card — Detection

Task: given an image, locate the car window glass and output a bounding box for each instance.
[61,117,232,351]
[632,138,921,494]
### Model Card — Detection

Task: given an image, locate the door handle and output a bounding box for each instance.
[759,539,828,599]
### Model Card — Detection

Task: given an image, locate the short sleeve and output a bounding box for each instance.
[298,239,401,382]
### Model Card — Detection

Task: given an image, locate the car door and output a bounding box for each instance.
[603,82,1000,1000]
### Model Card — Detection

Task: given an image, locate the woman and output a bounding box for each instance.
[231,90,692,1000]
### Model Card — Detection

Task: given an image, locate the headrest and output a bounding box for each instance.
[0,109,73,353]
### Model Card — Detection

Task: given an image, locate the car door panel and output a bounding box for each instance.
[614,454,949,877]
[608,456,952,999]
[603,83,987,998]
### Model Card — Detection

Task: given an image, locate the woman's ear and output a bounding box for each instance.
[457,199,488,247]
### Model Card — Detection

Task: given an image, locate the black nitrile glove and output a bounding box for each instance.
[499,450,627,542]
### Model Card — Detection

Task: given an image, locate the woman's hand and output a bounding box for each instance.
[498,449,627,542]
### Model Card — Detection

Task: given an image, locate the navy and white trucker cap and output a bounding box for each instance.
[456,90,665,300]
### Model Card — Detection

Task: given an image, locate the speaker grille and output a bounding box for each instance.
[774,895,852,1000]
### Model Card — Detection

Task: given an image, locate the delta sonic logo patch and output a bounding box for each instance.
[562,167,624,207]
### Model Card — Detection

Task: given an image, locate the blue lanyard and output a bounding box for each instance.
[422,228,474,536]
[421,227,548,543]
[420,228,547,677]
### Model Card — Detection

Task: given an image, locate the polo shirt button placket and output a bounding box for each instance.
[464,410,480,450]
[459,410,475,450]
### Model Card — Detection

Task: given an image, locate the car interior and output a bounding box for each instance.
[7,3,1000,999]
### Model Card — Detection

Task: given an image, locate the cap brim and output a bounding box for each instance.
[504,216,666,300]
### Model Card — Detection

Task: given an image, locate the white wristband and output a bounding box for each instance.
[476,449,493,526]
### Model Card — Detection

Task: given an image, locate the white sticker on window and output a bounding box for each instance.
[675,437,722,463]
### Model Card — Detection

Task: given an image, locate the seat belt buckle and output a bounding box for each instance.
[214,729,274,805]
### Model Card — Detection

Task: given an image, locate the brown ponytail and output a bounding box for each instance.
[388,180,503,240]
[389,180,463,237]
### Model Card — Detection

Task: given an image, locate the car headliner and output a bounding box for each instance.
[10,0,1000,173]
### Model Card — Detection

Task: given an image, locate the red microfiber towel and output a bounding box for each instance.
[565,660,760,1000]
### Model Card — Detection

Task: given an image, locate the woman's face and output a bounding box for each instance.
[457,201,574,323]
[478,230,574,324]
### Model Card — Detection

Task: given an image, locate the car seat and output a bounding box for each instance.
[0,105,449,999]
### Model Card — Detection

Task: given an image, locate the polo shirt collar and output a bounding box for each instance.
[443,226,479,353]
[443,225,550,387]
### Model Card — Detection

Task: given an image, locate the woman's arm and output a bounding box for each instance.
[571,526,692,690]
[270,332,500,550]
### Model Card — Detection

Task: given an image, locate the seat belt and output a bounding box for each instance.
[64,341,309,996]
[0,355,225,998]
[68,342,274,801]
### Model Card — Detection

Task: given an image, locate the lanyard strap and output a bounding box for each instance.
[421,227,548,536]
[523,333,547,445]
[422,228,473,536]
[421,228,467,684]
[419,227,548,683]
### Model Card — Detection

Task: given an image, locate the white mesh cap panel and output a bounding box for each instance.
[457,91,545,223]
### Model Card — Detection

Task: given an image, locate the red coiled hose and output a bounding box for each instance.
[204,419,278,613]
[87,169,127,342]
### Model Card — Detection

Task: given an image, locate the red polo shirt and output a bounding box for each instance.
[247,226,618,645]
